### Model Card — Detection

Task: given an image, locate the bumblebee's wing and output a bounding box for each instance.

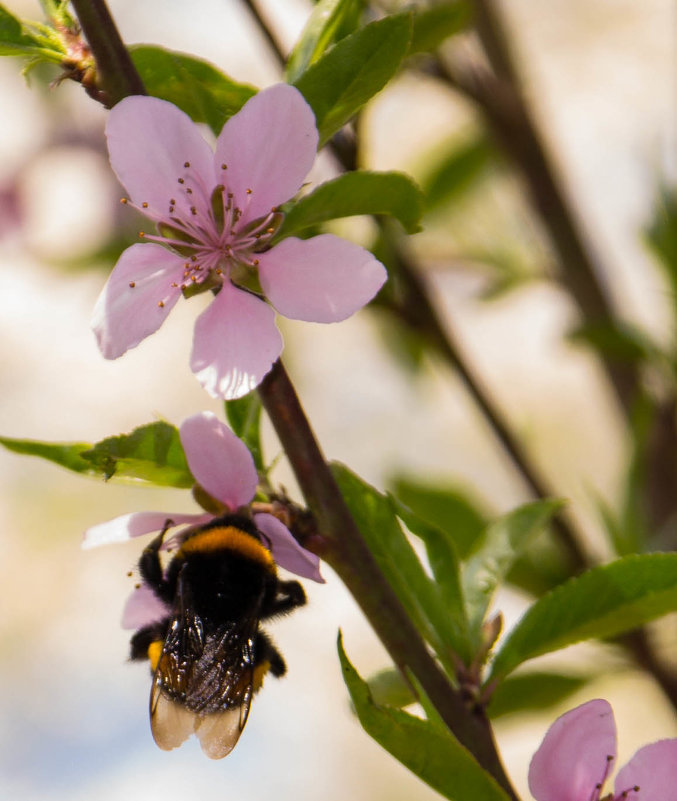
[149,569,262,758]
[151,682,248,758]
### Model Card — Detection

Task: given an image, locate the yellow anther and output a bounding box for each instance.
[142,202,148,208]
[158,300,165,308]
[129,281,136,288]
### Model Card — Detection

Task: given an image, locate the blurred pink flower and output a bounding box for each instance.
[83,411,324,628]
[529,699,677,801]
[92,84,386,398]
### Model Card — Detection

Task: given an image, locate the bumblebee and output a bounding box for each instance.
[130,513,306,759]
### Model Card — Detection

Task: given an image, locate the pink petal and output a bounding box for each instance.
[615,740,677,801]
[190,282,283,399]
[121,584,171,630]
[258,234,387,323]
[529,700,617,801]
[91,243,185,359]
[106,95,215,218]
[254,513,324,583]
[82,511,208,549]
[214,84,318,224]
[179,412,258,511]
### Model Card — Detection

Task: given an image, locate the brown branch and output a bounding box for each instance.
[69,0,146,105]
[435,51,638,414]
[258,360,519,799]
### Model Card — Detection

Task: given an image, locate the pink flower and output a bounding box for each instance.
[83,411,324,627]
[92,84,387,399]
[529,699,677,801]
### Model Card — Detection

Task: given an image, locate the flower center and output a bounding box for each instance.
[120,160,283,303]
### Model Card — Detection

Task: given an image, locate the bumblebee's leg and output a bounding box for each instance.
[262,580,306,619]
[138,524,175,604]
[129,619,170,662]
[255,630,287,678]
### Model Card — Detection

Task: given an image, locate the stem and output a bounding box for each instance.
[258,360,519,799]
[382,223,588,573]
[458,0,638,415]
[69,0,145,105]
[240,0,287,64]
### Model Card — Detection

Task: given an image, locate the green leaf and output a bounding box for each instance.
[280,171,424,237]
[487,671,589,720]
[489,553,677,682]
[463,500,564,635]
[372,308,428,374]
[333,463,472,665]
[568,321,658,365]
[129,46,256,135]
[645,186,677,301]
[367,667,416,709]
[598,394,654,557]
[506,538,578,597]
[0,5,37,49]
[338,634,511,801]
[391,496,467,638]
[224,392,264,472]
[389,476,488,558]
[409,2,472,55]
[81,421,193,488]
[0,5,63,60]
[286,0,360,83]
[422,134,496,212]
[0,435,95,475]
[294,13,412,145]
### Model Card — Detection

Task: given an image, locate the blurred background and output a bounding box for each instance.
[0,0,675,799]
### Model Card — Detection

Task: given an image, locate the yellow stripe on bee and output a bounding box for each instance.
[148,640,164,671]
[179,525,274,570]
